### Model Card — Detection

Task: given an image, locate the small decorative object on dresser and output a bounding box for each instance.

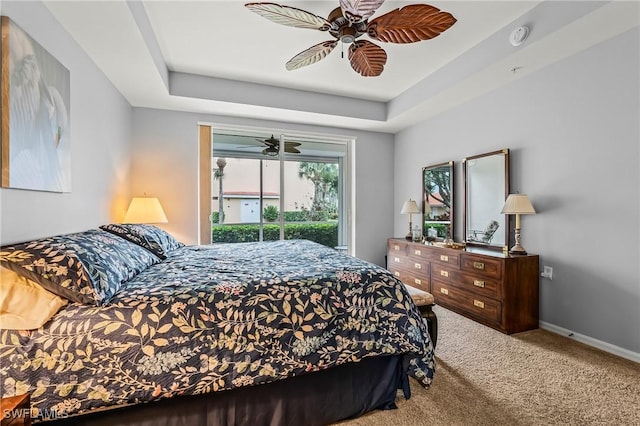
[0,394,31,426]
[387,238,539,334]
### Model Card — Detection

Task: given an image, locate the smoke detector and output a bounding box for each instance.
[509,26,529,47]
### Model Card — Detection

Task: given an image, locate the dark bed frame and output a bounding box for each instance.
[41,356,408,426]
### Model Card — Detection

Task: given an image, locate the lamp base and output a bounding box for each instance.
[509,244,527,255]
[510,227,527,255]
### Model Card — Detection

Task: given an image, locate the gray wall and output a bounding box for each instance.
[131,108,394,266]
[0,1,133,244]
[394,29,640,355]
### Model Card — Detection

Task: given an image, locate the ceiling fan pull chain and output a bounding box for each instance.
[341,41,344,59]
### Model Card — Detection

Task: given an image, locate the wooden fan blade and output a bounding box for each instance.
[284,141,302,148]
[348,40,387,77]
[287,147,301,154]
[339,0,386,23]
[367,4,456,43]
[245,2,331,30]
[286,40,338,71]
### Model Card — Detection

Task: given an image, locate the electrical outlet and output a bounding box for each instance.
[541,266,553,280]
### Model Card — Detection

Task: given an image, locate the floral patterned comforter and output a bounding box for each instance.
[0,240,435,420]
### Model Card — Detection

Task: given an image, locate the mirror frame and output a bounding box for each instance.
[422,161,454,242]
[463,149,510,250]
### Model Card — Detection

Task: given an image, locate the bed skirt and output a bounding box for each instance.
[39,355,408,426]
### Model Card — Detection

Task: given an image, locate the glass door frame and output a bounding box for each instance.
[200,123,355,253]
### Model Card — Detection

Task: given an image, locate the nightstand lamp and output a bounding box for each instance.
[501,194,536,255]
[401,199,420,241]
[124,196,168,224]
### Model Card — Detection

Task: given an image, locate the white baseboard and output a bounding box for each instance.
[539,321,640,364]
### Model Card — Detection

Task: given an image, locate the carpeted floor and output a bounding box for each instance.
[337,306,640,426]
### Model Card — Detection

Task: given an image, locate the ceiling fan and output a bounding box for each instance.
[257,135,301,156]
[245,1,457,77]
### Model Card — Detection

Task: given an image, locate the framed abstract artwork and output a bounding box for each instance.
[1,16,71,192]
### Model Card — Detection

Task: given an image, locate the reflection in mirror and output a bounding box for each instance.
[422,161,454,241]
[463,149,510,249]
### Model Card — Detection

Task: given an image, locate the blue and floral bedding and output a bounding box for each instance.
[0,239,435,420]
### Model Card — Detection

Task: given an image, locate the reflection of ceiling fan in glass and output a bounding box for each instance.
[245,0,457,77]
[257,135,301,156]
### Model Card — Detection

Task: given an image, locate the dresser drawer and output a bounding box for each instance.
[407,245,429,261]
[388,240,409,257]
[388,267,430,292]
[460,254,503,279]
[388,253,429,273]
[430,263,457,284]
[428,250,460,268]
[457,273,501,299]
[431,280,502,324]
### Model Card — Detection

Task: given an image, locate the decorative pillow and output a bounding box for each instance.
[0,229,160,305]
[100,224,184,259]
[1,267,68,330]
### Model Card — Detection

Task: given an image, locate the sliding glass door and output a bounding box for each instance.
[207,130,347,249]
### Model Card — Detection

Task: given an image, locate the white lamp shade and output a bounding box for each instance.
[401,199,420,214]
[123,197,168,224]
[501,194,536,215]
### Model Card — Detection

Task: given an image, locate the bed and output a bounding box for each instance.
[0,225,435,425]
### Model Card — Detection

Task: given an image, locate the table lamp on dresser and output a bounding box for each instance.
[401,199,420,241]
[501,193,536,254]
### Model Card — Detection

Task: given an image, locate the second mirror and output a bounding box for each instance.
[463,149,510,250]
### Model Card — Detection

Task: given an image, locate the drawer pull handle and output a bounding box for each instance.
[474,300,485,309]
[440,288,449,295]
[394,271,400,277]
[394,257,400,263]
[440,255,449,262]
[415,249,421,256]
[473,280,485,288]
[414,278,422,285]
[473,261,485,270]
[394,245,399,251]
[414,263,422,269]
[440,270,449,278]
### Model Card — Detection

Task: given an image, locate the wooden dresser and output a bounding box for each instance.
[387,238,539,334]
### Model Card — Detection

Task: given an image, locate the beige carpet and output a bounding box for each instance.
[337,306,640,426]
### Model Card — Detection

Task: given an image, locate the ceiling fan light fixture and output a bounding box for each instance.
[339,26,356,43]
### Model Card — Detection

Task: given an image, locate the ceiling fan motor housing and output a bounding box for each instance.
[328,6,367,43]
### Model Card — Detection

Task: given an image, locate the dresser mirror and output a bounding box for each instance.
[463,149,510,250]
[422,161,454,241]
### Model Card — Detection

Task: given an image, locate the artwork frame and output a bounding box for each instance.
[1,15,71,193]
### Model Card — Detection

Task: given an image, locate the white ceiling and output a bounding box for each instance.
[44,0,639,133]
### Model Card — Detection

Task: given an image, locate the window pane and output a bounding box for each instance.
[284,160,339,248]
